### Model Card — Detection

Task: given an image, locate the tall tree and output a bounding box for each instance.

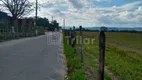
[0,0,33,19]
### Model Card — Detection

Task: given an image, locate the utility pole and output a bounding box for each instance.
[36,0,38,22]
[52,16,54,22]
[35,0,38,35]
[63,18,65,30]
[46,13,54,23]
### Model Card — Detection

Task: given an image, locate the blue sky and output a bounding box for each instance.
[29,0,142,27]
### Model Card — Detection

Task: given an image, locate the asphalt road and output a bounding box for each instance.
[0,32,66,80]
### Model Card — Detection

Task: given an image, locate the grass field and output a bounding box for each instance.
[82,32,142,80]
[64,31,142,80]
[83,32,142,51]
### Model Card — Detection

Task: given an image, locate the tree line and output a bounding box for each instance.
[0,0,60,32]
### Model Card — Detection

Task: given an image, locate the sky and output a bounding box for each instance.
[10,0,142,27]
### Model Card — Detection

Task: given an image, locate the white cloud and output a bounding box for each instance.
[28,0,142,27]
[96,0,111,2]
[67,0,84,9]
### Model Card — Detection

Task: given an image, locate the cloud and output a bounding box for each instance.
[27,0,142,27]
[114,1,142,11]
[96,0,111,2]
[67,0,84,9]
[83,1,142,27]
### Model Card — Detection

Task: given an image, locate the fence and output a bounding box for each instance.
[0,18,45,42]
[64,26,106,80]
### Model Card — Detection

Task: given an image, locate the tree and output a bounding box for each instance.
[36,17,49,27]
[0,0,33,33]
[52,20,59,28]
[0,0,33,19]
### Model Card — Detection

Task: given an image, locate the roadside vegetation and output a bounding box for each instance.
[63,34,87,80]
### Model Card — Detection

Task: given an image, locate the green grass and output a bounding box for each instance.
[83,32,142,50]
[104,71,112,80]
[63,34,87,80]
[83,41,112,80]
[105,45,142,80]
[82,31,142,80]
[106,32,142,50]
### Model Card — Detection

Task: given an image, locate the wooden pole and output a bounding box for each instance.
[35,0,38,35]
[36,0,38,23]
[69,28,72,46]
[72,26,76,54]
[98,31,106,80]
[80,26,83,63]
[64,30,66,36]
[71,26,74,47]
[73,26,76,47]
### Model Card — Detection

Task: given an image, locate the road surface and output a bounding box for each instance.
[0,32,66,80]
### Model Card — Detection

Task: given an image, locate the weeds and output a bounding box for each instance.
[63,35,86,80]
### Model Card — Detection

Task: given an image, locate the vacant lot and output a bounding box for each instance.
[82,32,142,80]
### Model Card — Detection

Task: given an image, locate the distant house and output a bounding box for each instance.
[0,11,8,23]
[101,26,108,31]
